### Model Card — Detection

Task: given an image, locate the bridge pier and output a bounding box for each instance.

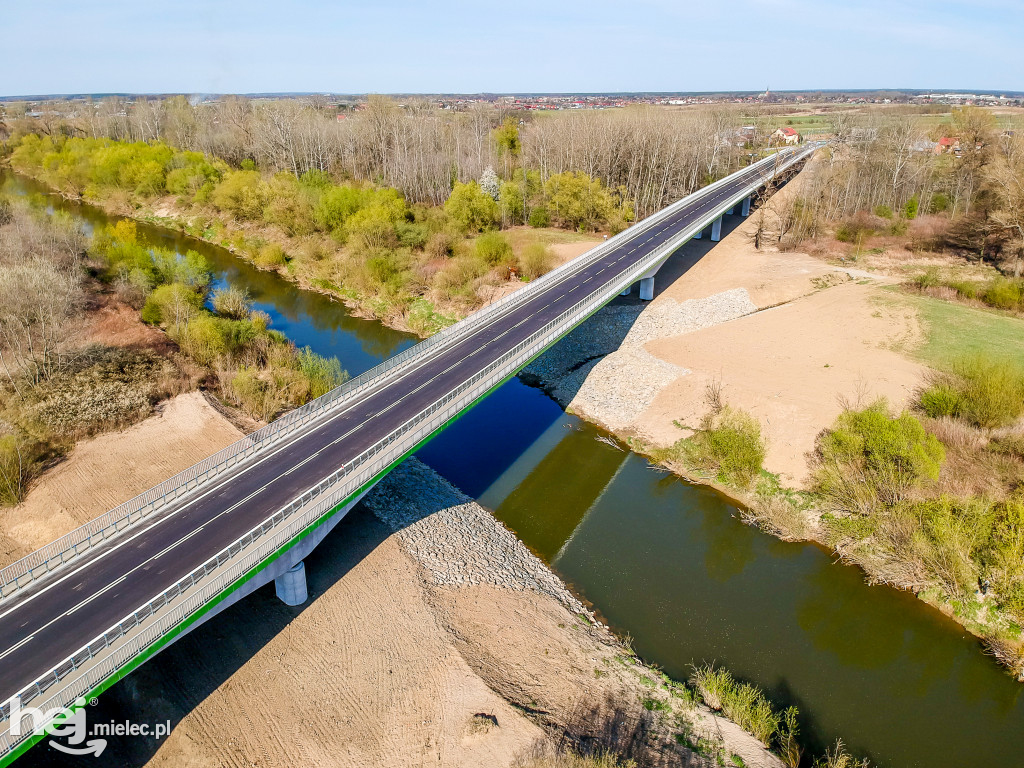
[741,196,751,216]
[693,227,703,239]
[620,285,631,296]
[639,277,655,301]
[727,206,735,215]
[710,215,723,241]
[275,561,308,606]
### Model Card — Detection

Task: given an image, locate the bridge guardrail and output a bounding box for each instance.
[0,146,813,601]
[0,142,821,758]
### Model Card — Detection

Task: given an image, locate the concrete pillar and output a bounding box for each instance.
[727,206,735,215]
[275,561,308,606]
[620,285,631,296]
[741,196,751,216]
[710,215,723,241]
[693,227,703,239]
[639,277,654,301]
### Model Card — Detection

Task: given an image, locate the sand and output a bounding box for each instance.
[0,392,244,569]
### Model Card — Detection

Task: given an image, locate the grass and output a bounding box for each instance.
[884,289,1024,368]
[657,405,767,489]
[688,664,791,750]
[918,356,1024,428]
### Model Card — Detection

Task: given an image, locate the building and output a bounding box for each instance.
[770,126,801,146]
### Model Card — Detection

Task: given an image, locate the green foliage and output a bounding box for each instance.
[913,266,941,290]
[211,286,252,320]
[983,277,1024,311]
[542,171,615,231]
[519,242,554,280]
[931,356,1024,428]
[813,400,944,513]
[930,193,951,214]
[873,204,893,219]
[0,434,41,507]
[444,181,498,233]
[903,196,919,220]
[140,283,204,326]
[210,170,268,220]
[493,117,521,159]
[474,231,514,267]
[295,347,347,398]
[689,665,785,749]
[528,206,551,228]
[254,243,287,268]
[174,314,229,365]
[677,406,767,488]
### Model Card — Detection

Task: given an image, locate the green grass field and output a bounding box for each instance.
[884,290,1024,369]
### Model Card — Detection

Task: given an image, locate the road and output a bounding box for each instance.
[0,149,808,705]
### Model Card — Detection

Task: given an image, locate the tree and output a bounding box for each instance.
[480,166,500,201]
[444,181,498,232]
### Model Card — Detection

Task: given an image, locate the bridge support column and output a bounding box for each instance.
[693,227,702,239]
[727,206,735,215]
[275,561,308,606]
[710,215,723,241]
[639,277,655,301]
[620,285,631,296]
[741,196,751,216]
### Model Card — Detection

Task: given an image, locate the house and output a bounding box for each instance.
[935,137,961,155]
[770,126,801,146]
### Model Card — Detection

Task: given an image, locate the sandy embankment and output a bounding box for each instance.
[528,165,928,487]
[9,393,782,768]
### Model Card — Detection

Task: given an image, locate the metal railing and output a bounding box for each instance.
[0,142,821,759]
[0,144,814,601]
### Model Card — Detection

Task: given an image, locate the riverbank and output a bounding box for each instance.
[6,393,787,768]
[525,163,1024,680]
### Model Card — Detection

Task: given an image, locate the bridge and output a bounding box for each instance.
[0,142,819,763]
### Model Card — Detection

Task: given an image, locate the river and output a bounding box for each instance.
[3,170,1022,768]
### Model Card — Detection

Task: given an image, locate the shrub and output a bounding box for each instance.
[930,193,951,214]
[175,314,229,365]
[444,181,498,233]
[425,231,458,260]
[873,205,893,219]
[254,243,287,268]
[919,383,965,419]
[813,400,944,513]
[930,357,1024,429]
[682,406,767,488]
[983,277,1023,311]
[0,434,40,506]
[295,347,347,400]
[230,367,277,420]
[210,170,268,220]
[211,286,252,320]
[519,242,554,280]
[904,196,919,220]
[528,206,551,228]
[947,279,979,300]
[913,267,941,290]
[474,231,514,267]
[140,283,204,326]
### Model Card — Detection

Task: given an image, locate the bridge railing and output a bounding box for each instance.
[0,145,815,602]
[2,158,798,752]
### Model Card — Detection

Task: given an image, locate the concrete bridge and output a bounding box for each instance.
[0,142,820,764]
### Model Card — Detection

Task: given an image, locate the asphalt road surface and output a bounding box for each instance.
[0,148,809,705]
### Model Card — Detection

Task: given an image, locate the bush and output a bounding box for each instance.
[444,181,498,233]
[904,196,919,220]
[919,383,965,419]
[913,267,941,290]
[140,283,204,326]
[175,314,229,365]
[210,170,268,220]
[519,242,554,280]
[930,193,951,214]
[230,367,277,420]
[474,231,514,267]
[528,206,551,228]
[295,347,347,400]
[254,243,287,268]
[681,406,767,488]
[983,277,1023,311]
[873,205,893,219]
[211,286,252,319]
[0,434,40,506]
[813,400,944,513]
[924,357,1024,429]
[425,231,458,260]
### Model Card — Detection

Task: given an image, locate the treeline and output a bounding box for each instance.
[2,96,757,217]
[6,133,636,329]
[772,108,1024,276]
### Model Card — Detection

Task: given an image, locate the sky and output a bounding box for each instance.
[2,0,1021,96]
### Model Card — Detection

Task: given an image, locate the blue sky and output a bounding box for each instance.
[2,0,1021,96]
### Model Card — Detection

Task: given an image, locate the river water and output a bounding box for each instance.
[4,170,1022,768]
